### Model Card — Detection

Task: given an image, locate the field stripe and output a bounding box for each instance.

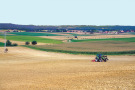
[24,45,135,55]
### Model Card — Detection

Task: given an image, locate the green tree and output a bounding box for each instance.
[32,41,37,45]
[12,43,18,46]
[25,41,30,45]
[6,40,12,46]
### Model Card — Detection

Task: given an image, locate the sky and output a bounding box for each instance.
[0,0,135,25]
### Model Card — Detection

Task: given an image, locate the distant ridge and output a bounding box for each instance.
[0,23,135,31]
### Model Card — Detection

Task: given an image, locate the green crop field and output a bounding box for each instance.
[61,32,93,36]
[25,40,135,55]
[0,42,4,47]
[0,36,63,44]
[8,32,63,36]
[71,37,135,42]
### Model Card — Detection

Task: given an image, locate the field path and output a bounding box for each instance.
[0,47,135,90]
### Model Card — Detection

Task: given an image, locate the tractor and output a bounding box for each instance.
[95,54,109,62]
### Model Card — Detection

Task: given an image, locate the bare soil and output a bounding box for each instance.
[0,47,135,90]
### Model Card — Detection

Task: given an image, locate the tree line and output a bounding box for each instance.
[0,23,135,32]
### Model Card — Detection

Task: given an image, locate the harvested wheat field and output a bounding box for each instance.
[39,34,135,41]
[77,34,135,39]
[38,36,74,40]
[0,47,135,90]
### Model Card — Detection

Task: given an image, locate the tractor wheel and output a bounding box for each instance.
[99,59,102,62]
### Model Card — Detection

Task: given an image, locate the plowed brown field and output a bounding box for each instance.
[35,41,135,52]
[0,47,135,90]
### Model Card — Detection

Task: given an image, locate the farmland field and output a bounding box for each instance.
[32,41,135,52]
[38,34,135,41]
[8,32,63,36]
[0,36,63,44]
[0,32,135,54]
[0,32,135,89]
[7,32,102,36]
[0,46,135,90]
[59,32,93,36]
[38,36,73,40]
[71,37,135,42]
[71,34,135,40]
[129,32,135,35]
[26,40,135,55]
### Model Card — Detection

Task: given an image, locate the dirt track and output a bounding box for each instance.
[0,47,135,90]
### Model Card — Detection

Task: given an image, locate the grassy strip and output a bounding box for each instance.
[71,37,135,42]
[0,36,63,44]
[0,42,4,47]
[23,45,135,55]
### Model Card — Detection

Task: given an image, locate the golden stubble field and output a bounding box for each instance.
[0,47,135,90]
[39,34,135,40]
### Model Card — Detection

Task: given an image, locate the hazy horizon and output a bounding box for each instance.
[1,0,135,25]
[1,23,135,26]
